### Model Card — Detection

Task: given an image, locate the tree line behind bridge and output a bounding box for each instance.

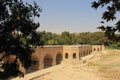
[32,31,120,49]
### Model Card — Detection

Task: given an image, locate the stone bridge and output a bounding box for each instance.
[30,45,105,71]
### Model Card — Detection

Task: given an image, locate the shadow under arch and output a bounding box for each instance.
[56,52,62,65]
[94,48,96,51]
[44,54,53,68]
[97,48,99,51]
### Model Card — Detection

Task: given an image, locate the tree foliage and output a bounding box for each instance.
[0,0,41,79]
[36,31,112,46]
[29,31,119,49]
[92,0,120,41]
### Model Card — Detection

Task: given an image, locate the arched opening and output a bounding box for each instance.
[73,53,76,59]
[86,51,88,55]
[91,49,92,53]
[44,54,53,68]
[30,53,40,71]
[28,60,39,73]
[89,50,91,55]
[56,53,62,65]
[94,48,96,51]
[97,48,99,51]
[65,53,68,59]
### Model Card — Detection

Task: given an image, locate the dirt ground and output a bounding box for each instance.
[31,64,103,80]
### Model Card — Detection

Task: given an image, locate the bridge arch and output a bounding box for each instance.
[43,54,53,68]
[56,52,62,65]
[97,48,99,51]
[89,50,91,55]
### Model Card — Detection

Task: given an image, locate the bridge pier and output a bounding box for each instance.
[39,59,44,69]
[52,56,56,66]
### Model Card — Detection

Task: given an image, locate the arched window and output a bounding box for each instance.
[94,48,96,51]
[73,53,76,59]
[65,53,68,59]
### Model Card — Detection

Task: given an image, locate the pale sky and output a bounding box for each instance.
[25,0,107,33]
